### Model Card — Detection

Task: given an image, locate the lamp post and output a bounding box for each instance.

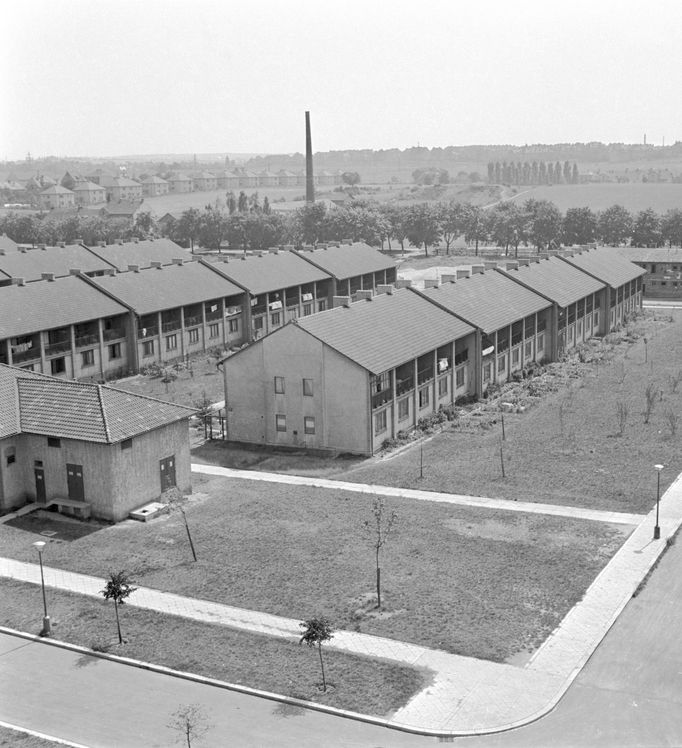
[654,464,664,540]
[32,541,51,636]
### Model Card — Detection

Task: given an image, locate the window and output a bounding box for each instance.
[483,362,492,382]
[304,416,315,434]
[398,397,410,421]
[303,303,313,316]
[209,323,219,339]
[252,317,263,332]
[302,378,313,396]
[271,312,281,326]
[50,357,65,375]
[374,409,387,434]
[275,414,287,432]
[537,332,545,351]
[456,366,465,388]
[498,355,506,373]
[142,340,155,357]
[121,438,133,450]
[524,341,533,359]
[438,377,448,397]
[47,437,61,448]
[5,447,15,466]
[228,318,239,333]
[593,310,599,328]
[109,343,121,360]
[81,349,95,367]
[419,386,430,409]
[318,299,326,312]
[188,328,200,344]
[512,348,520,366]
[166,334,178,351]
[274,376,285,394]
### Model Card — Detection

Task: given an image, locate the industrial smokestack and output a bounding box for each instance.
[305,111,315,204]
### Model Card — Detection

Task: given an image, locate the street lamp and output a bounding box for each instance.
[654,464,664,540]
[32,541,51,636]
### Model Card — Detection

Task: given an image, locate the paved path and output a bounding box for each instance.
[3,466,681,735]
[191,463,645,525]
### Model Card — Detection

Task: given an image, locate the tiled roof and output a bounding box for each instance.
[0,234,18,253]
[40,185,74,195]
[88,260,243,314]
[296,288,475,374]
[560,248,646,288]
[0,244,115,281]
[0,364,192,443]
[72,181,106,192]
[99,202,143,217]
[209,250,329,295]
[85,238,190,271]
[0,275,129,339]
[420,271,551,334]
[141,176,168,184]
[294,243,396,280]
[498,256,605,308]
[109,177,142,187]
[615,247,682,264]
[170,174,192,181]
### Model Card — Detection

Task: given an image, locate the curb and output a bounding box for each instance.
[0,719,88,748]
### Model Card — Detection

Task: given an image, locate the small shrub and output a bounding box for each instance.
[666,410,679,437]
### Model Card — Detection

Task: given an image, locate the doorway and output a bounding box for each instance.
[159,455,176,492]
[66,464,84,501]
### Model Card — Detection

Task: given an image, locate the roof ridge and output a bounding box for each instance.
[97,384,112,442]
[100,383,196,412]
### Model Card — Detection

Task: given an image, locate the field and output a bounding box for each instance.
[507,183,682,213]
[143,187,305,216]
[0,474,626,664]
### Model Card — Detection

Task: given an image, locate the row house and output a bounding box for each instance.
[0,275,134,381]
[39,185,75,210]
[497,256,606,359]
[141,175,170,197]
[100,176,143,202]
[418,267,553,392]
[192,172,218,192]
[221,288,478,455]
[72,181,107,205]
[259,170,279,187]
[168,174,193,193]
[215,171,241,189]
[85,261,247,368]
[277,170,298,187]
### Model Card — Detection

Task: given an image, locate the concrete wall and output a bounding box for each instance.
[0,437,24,512]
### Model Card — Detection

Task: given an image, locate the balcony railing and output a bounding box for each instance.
[372,389,392,409]
[75,333,98,348]
[103,328,125,342]
[162,320,182,333]
[138,325,159,339]
[396,376,414,396]
[205,310,222,321]
[184,314,203,328]
[417,368,434,386]
[12,347,40,364]
[44,341,71,357]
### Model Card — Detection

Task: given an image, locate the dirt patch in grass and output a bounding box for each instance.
[342,313,682,514]
[0,480,629,663]
[0,580,425,717]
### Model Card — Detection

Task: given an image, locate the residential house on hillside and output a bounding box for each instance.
[141,175,169,197]
[39,185,75,210]
[0,275,133,380]
[72,181,107,206]
[168,174,192,193]
[100,176,143,202]
[238,170,258,188]
[0,364,193,521]
[84,169,115,186]
[215,171,240,190]
[497,256,606,358]
[86,260,247,367]
[0,243,117,286]
[192,172,217,191]
[221,288,477,455]
[417,267,553,391]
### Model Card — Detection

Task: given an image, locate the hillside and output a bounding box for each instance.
[505,183,682,212]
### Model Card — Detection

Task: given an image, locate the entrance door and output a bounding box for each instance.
[66,464,84,501]
[34,468,46,503]
[159,455,176,492]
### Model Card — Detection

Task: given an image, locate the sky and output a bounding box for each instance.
[2,0,682,160]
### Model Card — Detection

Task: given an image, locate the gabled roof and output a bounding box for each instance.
[0,234,19,253]
[294,288,475,375]
[169,173,192,181]
[88,260,243,315]
[209,250,329,295]
[193,171,216,180]
[560,248,646,289]
[99,202,143,217]
[0,244,115,281]
[419,271,551,334]
[108,177,142,187]
[85,238,189,271]
[72,181,106,192]
[0,364,193,443]
[141,175,168,184]
[498,256,605,308]
[0,275,129,339]
[40,185,74,195]
[294,242,396,280]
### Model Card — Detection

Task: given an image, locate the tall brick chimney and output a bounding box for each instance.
[305,111,315,204]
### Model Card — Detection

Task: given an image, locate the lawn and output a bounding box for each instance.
[0,580,423,717]
[342,312,682,514]
[0,726,55,748]
[0,477,627,663]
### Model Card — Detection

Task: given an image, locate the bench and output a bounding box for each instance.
[46,497,92,520]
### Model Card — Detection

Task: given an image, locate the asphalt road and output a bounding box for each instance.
[2,535,682,747]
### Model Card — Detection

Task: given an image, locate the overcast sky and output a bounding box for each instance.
[3,0,681,160]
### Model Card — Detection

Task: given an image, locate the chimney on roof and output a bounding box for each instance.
[150,261,162,269]
[41,272,55,281]
[484,261,497,270]
[471,265,485,274]
[105,268,116,276]
[69,268,81,275]
[269,247,279,254]
[133,237,139,243]
[341,238,352,245]
[98,241,106,247]
[37,244,46,250]
[128,264,140,273]
[317,244,327,250]
[58,241,66,248]
[12,277,25,286]
[284,244,295,251]
[394,279,413,288]
[517,258,530,266]
[172,258,183,265]
[355,289,373,300]
[424,279,439,288]
[539,253,550,260]
[74,238,83,245]
[456,269,470,279]
[441,274,456,284]
[376,284,393,295]
[505,261,519,270]
[333,295,352,308]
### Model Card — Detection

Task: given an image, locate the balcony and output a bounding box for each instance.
[12,347,40,364]
[103,328,125,342]
[44,341,71,357]
[396,376,414,396]
[205,309,222,322]
[162,320,181,333]
[75,333,99,348]
[417,368,434,386]
[138,325,159,339]
[184,314,203,328]
[372,389,392,409]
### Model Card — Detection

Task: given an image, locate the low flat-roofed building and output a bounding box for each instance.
[0,274,134,380]
[614,247,682,299]
[221,287,477,455]
[0,363,193,521]
[418,268,553,391]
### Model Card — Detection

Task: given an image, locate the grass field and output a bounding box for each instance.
[0,580,423,716]
[0,474,626,663]
[507,183,682,213]
[343,313,682,513]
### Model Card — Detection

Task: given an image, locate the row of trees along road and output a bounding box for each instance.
[487,160,580,185]
[3,199,682,255]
